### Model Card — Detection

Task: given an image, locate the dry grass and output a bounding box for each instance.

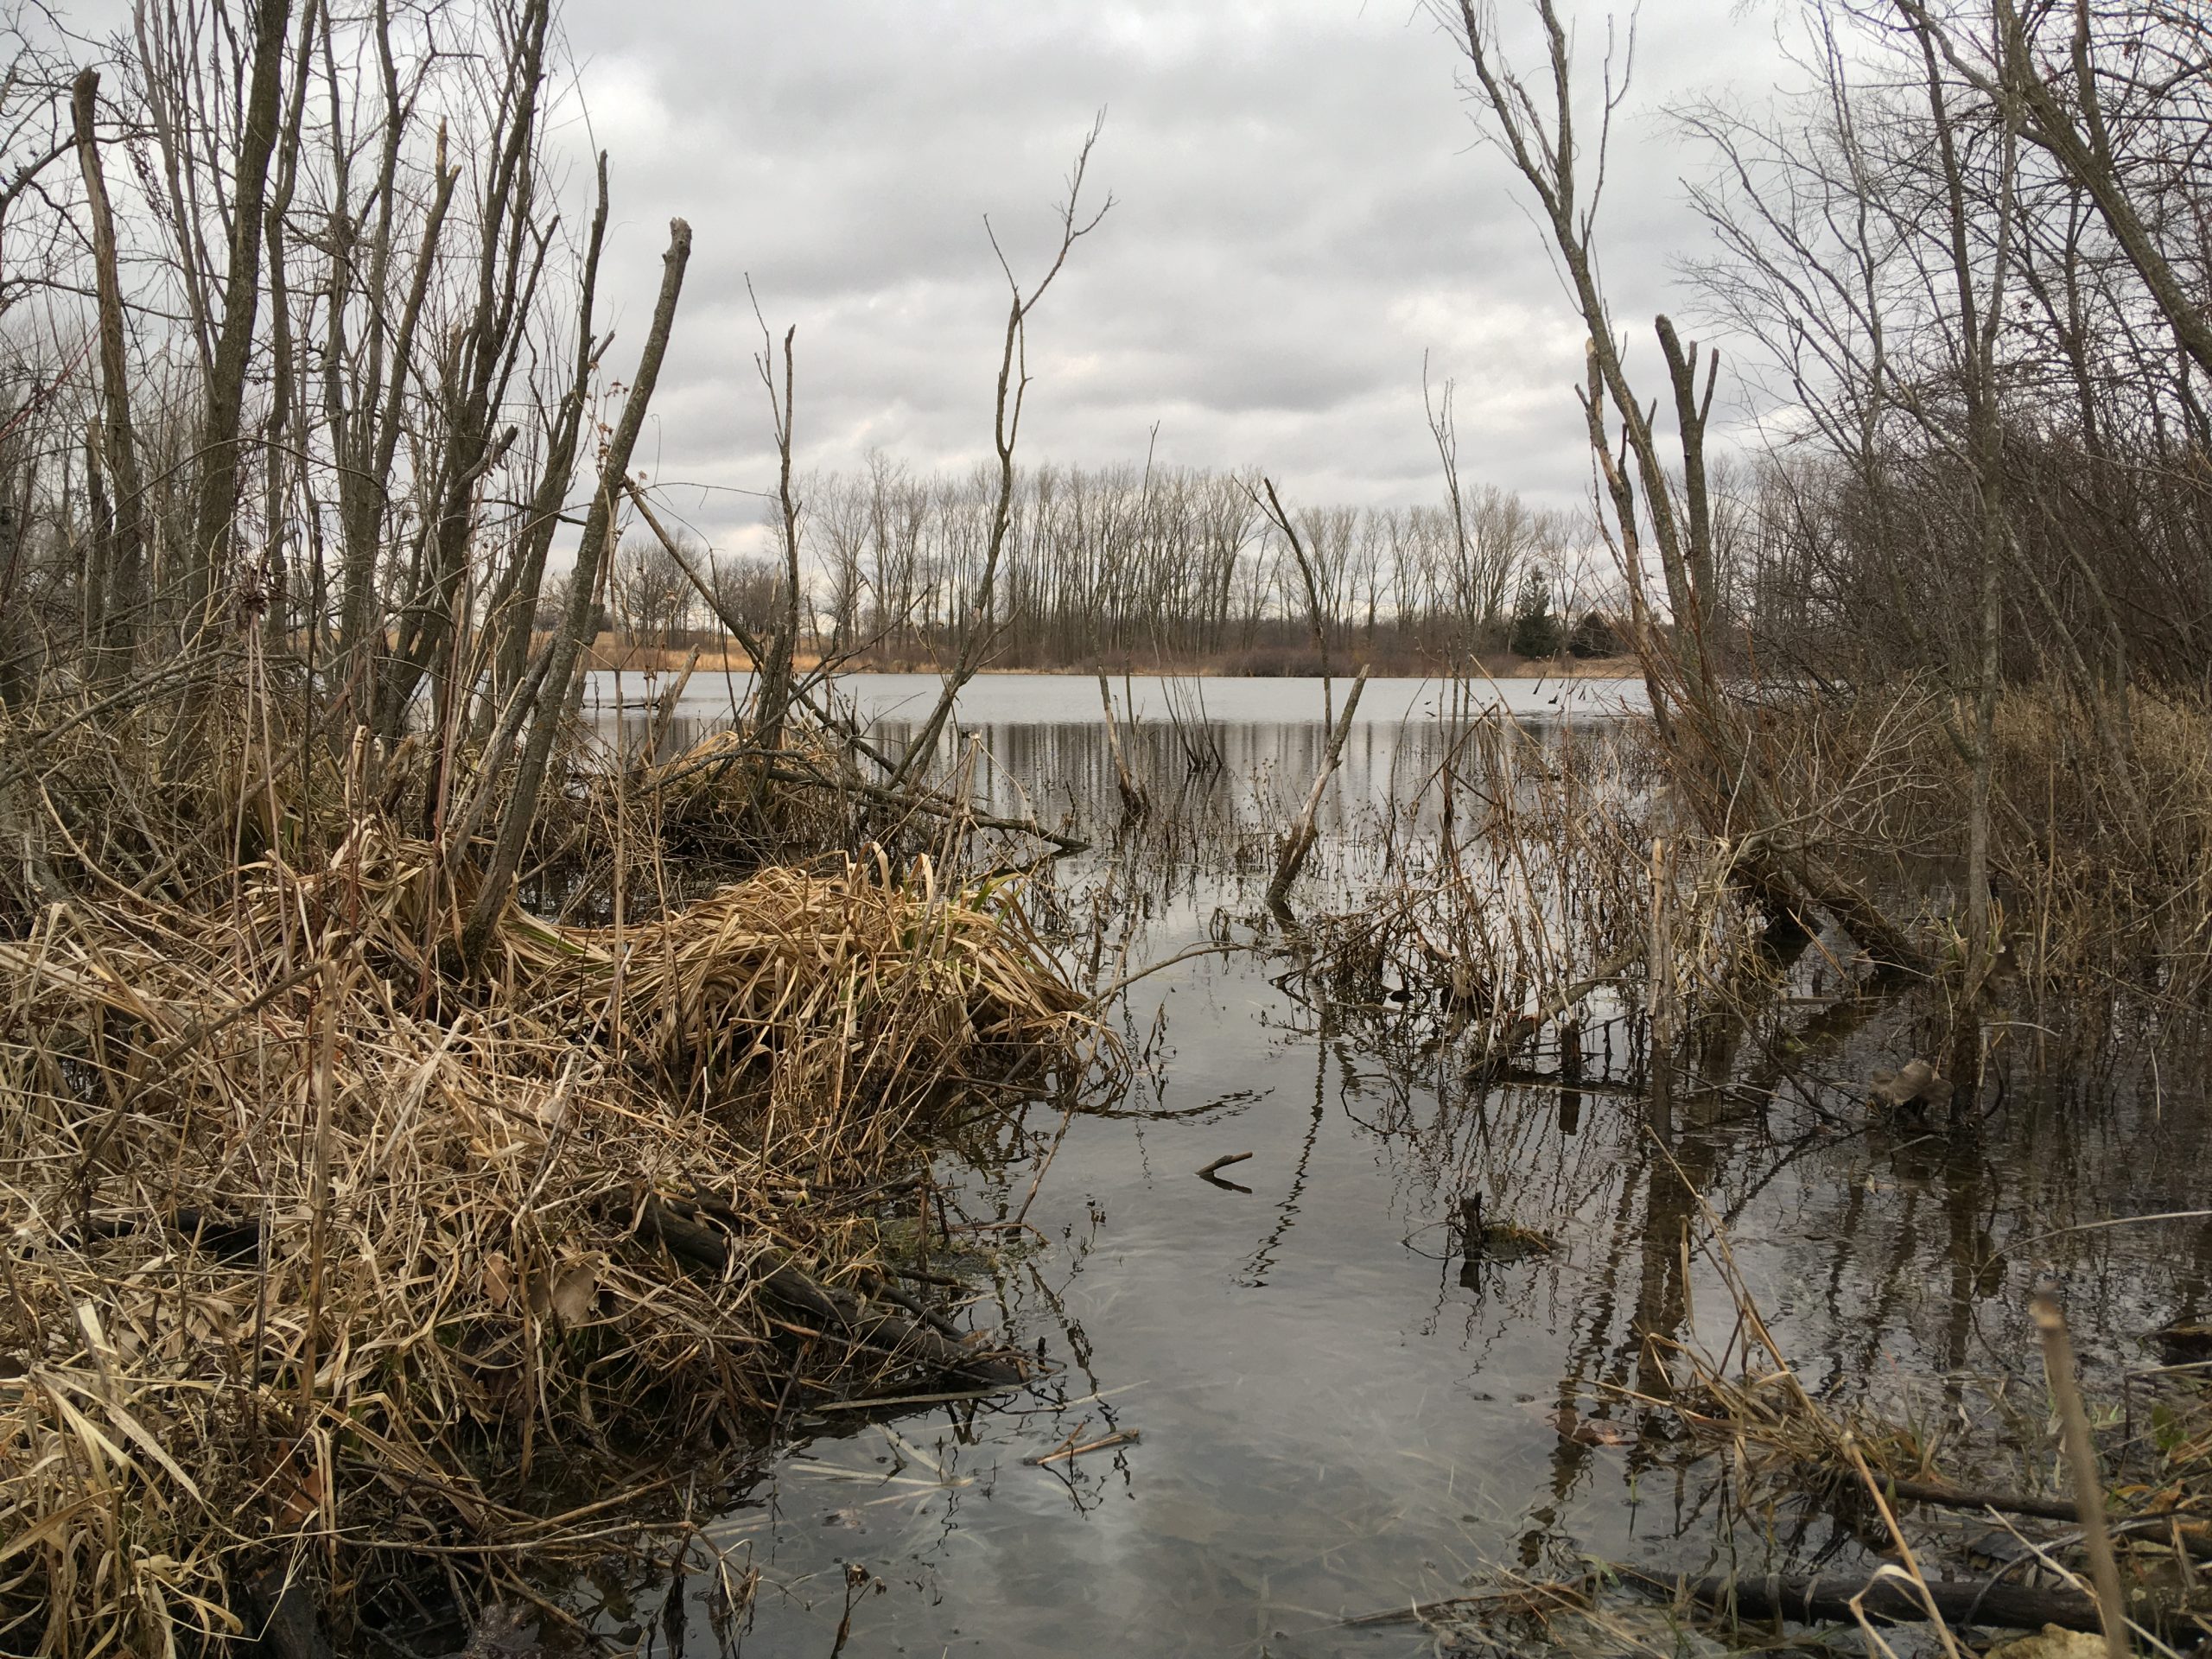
[1980,690,2212,995]
[0,818,1101,1655]
[1719,677,2212,1000]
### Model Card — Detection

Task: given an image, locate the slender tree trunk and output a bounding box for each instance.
[1269,664,1369,914]
[480,153,608,730]
[71,70,143,687]
[461,219,692,969]
[187,0,293,627]
[753,322,803,753]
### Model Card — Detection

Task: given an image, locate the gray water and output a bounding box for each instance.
[583,679,2212,1659]
[581,669,1646,732]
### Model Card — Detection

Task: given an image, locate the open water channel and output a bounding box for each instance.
[575,672,2211,1659]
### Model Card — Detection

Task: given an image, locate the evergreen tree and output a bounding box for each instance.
[1508,568,1561,658]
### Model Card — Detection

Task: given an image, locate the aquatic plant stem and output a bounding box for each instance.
[2034,1287,2132,1659]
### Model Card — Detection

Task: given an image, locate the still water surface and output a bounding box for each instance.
[587,676,2209,1658]
[582,669,1644,730]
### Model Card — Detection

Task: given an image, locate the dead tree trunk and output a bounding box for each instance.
[185,0,293,630]
[1097,671,1149,817]
[480,153,607,735]
[1258,476,1335,723]
[750,316,803,755]
[891,120,1110,788]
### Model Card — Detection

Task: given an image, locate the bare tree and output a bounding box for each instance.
[70,68,142,684]
[613,534,697,647]
[1441,0,1928,972]
[890,117,1112,787]
[464,217,693,966]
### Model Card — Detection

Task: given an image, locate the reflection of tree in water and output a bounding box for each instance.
[1267,902,2212,1584]
[1240,999,1331,1288]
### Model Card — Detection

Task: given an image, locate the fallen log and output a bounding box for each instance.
[1881,1477,2082,1523]
[1621,1567,2121,1633]
[637,1194,1025,1389]
[853,1266,969,1342]
[1872,1471,2212,1557]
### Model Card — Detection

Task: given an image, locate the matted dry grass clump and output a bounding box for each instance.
[1726,678,2212,997]
[0,821,1099,1656]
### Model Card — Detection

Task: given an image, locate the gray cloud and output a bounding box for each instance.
[553,0,1796,545]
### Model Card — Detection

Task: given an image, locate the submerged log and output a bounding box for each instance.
[1880,1477,2082,1523]
[636,1195,1025,1389]
[1625,1567,2120,1633]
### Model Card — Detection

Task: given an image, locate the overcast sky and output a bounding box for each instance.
[547,2,1797,543]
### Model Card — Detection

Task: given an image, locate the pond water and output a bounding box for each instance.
[587,677,2211,1659]
[581,668,1646,732]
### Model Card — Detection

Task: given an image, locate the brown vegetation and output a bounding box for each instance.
[1437,0,2212,1076]
[0,799,1098,1653]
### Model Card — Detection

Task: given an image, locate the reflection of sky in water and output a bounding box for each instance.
[582,680,2212,1657]
[582,668,1645,728]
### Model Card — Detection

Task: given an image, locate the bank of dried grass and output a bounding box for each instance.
[0,818,1099,1655]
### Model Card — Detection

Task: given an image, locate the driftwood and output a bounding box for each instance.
[1024,1428,1139,1465]
[637,1195,1024,1389]
[1624,1567,2117,1633]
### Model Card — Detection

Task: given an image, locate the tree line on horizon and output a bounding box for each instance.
[580,459,1627,672]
